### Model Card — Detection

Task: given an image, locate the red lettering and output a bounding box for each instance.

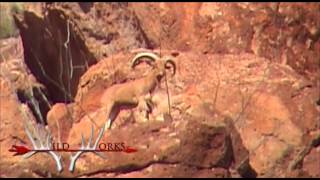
[99,143,107,150]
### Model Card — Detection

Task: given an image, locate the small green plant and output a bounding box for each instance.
[0,3,24,39]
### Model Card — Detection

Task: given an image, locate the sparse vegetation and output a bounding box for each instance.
[0,3,24,39]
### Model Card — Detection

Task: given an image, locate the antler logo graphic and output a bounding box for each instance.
[9,122,138,173]
[69,124,106,172]
[20,124,63,172]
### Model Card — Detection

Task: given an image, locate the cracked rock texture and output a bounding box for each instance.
[0,2,319,178]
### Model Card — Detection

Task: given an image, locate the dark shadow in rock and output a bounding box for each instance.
[237,159,258,178]
[78,2,94,13]
[16,86,51,125]
[13,10,97,104]
[223,117,258,178]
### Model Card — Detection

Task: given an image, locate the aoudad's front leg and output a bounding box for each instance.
[103,102,115,131]
[137,94,154,122]
[105,97,140,130]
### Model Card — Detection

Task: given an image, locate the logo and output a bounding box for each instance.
[8,123,137,172]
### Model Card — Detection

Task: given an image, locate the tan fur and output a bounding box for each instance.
[98,52,176,130]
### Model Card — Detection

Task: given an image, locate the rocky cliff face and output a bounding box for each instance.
[0,2,319,178]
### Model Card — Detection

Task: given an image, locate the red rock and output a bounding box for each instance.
[46,103,74,142]
[303,146,320,177]
[1,2,319,178]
